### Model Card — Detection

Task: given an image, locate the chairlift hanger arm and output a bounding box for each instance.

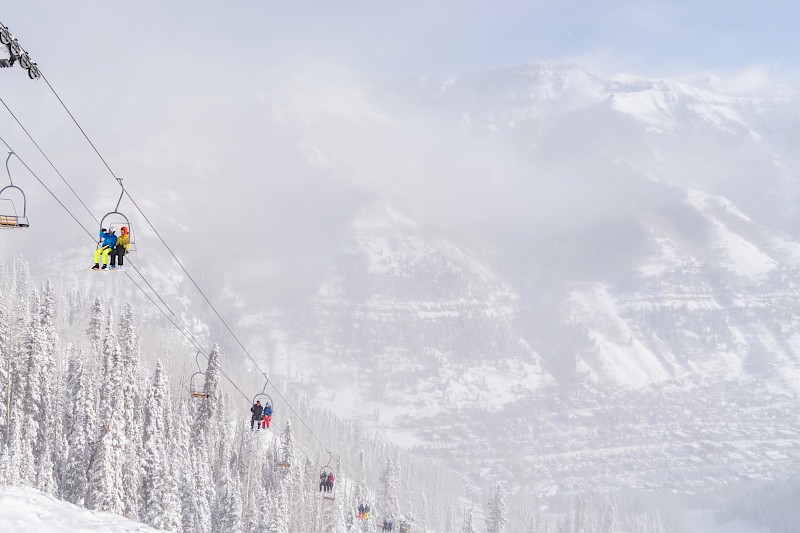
[0,152,26,220]
[114,177,124,212]
[6,152,13,186]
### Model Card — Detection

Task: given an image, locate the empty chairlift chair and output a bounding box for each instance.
[0,152,29,228]
[190,352,210,399]
[276,431,292,468]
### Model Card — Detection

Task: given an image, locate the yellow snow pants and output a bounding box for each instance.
[94,246,111,265]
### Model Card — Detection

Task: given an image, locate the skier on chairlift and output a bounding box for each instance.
[92,228,117,270]
[250,400,263,431]
[110,226,130,270]
[261,401,273,429]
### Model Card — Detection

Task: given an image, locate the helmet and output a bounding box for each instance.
[121,226,128,234]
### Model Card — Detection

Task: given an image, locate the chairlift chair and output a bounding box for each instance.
[252,392,273,411]
[0,153,29,228]
[319,461,338,501]
[190,372,209,399]
[189,352,210,399]
[276,431,291,468]
[98,177,135,252]
[252,372,275,424]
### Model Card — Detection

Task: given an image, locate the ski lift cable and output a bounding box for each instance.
[5,88,344,478]
[0,95,98,225]
[0,132,93,240]
[0,108,321,459]
[0,128,324,471]
[123,264,255,403]
[0,105,203,358]
[0,127,253,409]
[0,130,204,362]
[0,129,197,356]
[38,70,334,456]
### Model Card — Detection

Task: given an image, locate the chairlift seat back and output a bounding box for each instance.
[0,197,27,228]
[106,220,136,252]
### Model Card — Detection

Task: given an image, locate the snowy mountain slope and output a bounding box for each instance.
[225,64,800,500]
[0,485,165,532]
[8,60,800,523]
[272,202,551,421]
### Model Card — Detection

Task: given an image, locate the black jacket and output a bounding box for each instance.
[251,403,264,418]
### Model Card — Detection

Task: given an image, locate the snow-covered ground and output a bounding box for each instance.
[682,510,767,533]
[0,485,165,533]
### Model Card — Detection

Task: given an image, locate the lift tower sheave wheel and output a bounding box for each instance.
[0,21,40,80]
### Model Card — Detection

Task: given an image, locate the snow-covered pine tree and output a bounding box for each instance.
[99,307,116,396]
[199,345,241,532]
[462,508,477,533]
[211,390,243,533]
[293,454,318,532]
[267,476,290,533]
[34,281,59,495]
[600,501,617,533]
[0,288,8,444]
[322,486,347,533]
[10,288,55,491]
[179,345,219,532]
[86,297,104,354]
[189,395,214,533]
[239,427,268,532]
[573,497,589,533]
[0,442,7,485]
[63,347,98,505]
[378,456,399,520]
[6,291,31,483]
[117,301,143,519]
[355,449,372,532]
[486,482,508,533]
[199,344,221,429]
[173,394,199,533]
[11,257,30,302]
[4,398,24,485]
[141,360,182,531]
[86,342,126,514]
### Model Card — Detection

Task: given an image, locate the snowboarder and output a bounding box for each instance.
[365,504,370,519]
[319,471,327,492]
[382,519,388,532]
[261,401,273,429]
[110,226,130,269]
[92,228,117,270]
[250,401,263,430]
[326,472,334,492]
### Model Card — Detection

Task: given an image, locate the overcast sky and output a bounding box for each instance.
[4,1,800,83]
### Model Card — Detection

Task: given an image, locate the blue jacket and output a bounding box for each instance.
[264,405,273,416]
[99,230,118,248]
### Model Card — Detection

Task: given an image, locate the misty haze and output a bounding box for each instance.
[1,2,800,533]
